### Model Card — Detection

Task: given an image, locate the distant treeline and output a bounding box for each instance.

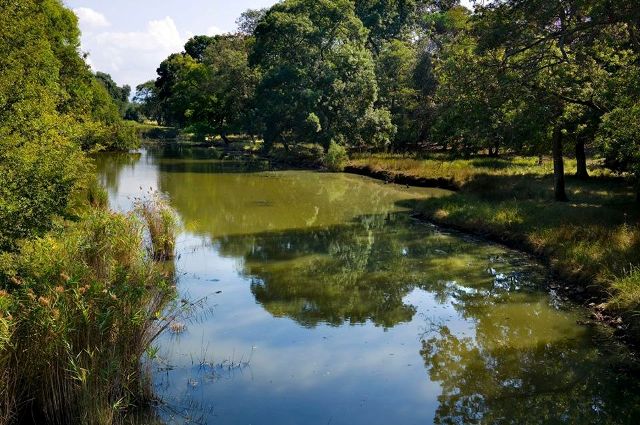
[134,0,640,201]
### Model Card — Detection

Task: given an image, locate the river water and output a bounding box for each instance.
[96,145,640,424]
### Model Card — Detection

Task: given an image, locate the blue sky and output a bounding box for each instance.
[65,1,472,90]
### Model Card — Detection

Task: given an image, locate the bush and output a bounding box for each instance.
[323,140,349,172]
[0,203,178,424]
[0,133,90,252]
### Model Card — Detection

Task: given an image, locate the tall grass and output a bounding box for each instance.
[0,308,14,425]
[135,194,180,262]
[0,198,179,425]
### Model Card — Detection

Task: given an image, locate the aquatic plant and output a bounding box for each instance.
[135,193,180,261]
[0,203,178,424]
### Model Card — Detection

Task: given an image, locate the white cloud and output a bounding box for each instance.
[74,7,110,29]
[96,17,183,53]
[82,16,188,87]
[206,25,224,36]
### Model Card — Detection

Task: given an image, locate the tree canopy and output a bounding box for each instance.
[138,0,640,200]
[0,0,138,251]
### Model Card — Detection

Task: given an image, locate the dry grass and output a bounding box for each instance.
[135,193,180,261]
[350,153,615,189]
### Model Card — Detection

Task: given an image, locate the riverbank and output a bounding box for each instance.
[349,154,640,343]
[141,136,640,341]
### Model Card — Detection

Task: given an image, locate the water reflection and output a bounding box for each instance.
[96,146,640,425]
[421,323,640,424]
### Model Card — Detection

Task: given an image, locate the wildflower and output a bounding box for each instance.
[110,293,118,301]
[60,272,70,282]
[27,291,36,301]
[55,286,65,294]
[38,296,50,307]
[0,289,8,298]
[9,276,21,286]
[78,286,87,295]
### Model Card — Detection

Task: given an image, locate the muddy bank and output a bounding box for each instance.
[344,164,460,191]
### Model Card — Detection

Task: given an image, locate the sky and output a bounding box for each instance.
[65,0,472,91]
[65,0,279,89]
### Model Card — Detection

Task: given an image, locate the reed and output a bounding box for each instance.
[135,194,180,261]
[0,199,179,424]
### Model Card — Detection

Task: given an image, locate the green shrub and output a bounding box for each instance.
[324,140,349,172]
[0,133,90,252]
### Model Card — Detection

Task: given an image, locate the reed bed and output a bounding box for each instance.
[0,196,179,425]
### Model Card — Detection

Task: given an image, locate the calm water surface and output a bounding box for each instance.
[96,146,640,425]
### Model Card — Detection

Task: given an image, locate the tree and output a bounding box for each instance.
[155,53,191,126]
[184,35,216,62]
[236,8,268,35]
[467,0,640,200]
[354,0,420,51]
[598,105,640,202]
[184,35,258,142]
[133,80,161,122]
[95,71,131,115]
[251,0,395,151]
[0,0,134,250]
[375,40,420,149]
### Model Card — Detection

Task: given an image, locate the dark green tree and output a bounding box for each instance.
[251,0,395,151]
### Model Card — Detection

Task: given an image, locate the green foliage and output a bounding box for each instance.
[133,80,161,122]
[0,131,89,251]
[251,0,393,150]
[184,35,216,62]
[0,0,140,252]
[236,8,268,35]
[354,0,420,50]
[375,40,419,149]
[597,105,640,196]
[324,140,349,171]
[95,72,131,116]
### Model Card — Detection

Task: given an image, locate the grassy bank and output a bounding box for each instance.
[351,154,640,339]
[0,196,179,425]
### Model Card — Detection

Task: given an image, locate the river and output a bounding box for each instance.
[96,145,640,424]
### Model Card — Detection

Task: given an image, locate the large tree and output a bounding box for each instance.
[0,0,134,250]
[470,0,640,201]
[251,0,395,151]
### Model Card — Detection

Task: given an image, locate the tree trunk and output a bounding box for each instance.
[552,126,568,202]
[575,138,589,179]
[220,133,231,145]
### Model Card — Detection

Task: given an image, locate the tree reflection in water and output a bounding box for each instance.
[96,147,640,424]
[420,300,640,424]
